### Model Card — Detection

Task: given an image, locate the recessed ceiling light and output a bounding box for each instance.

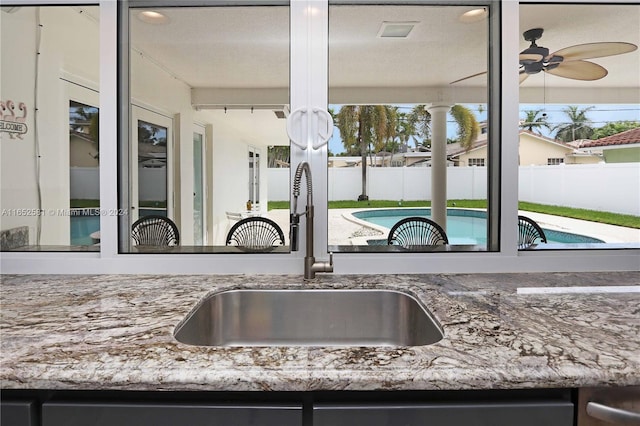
[136,10,169,25]
[459,7,488,23]
[377,21,419,39]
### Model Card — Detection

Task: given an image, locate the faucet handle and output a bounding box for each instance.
[289,213,300,252]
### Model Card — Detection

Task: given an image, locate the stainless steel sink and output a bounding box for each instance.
[174,289,443,347]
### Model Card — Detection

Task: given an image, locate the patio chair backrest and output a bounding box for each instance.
[226,217,285,252]
[131,215,180,246]
[387,217,449,248]
[518,215,547,249]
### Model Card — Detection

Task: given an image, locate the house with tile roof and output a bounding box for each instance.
[448,130,601,166]
[329,130,602,167]
[577,127,640,163]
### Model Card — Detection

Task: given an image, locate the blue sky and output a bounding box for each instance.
[328,103,640,154]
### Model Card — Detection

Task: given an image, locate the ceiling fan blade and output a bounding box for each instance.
[545,60,608,81]
[449,71,487,85]
[451,70,529,85]
[550,42,637,62]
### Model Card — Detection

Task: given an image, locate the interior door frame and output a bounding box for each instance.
[193,123,207,245]
[130,105,174,223]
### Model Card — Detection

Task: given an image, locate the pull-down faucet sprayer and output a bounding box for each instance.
[290,162,333,279]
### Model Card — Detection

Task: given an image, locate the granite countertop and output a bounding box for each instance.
[1,272,638,392]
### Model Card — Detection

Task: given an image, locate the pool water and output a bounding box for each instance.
[70,213,101,245]
[70,208,165,245]
[353,208,604,245]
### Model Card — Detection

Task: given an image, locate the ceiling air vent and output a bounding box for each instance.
[274,106,290,119]
[377,21,419,39]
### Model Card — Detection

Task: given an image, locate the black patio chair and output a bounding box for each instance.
[387,217,449,248]
[131,215,180,246]
[226,217,285,252]
[518,215,547,249]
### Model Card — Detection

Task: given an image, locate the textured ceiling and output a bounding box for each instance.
[128,3,639,93]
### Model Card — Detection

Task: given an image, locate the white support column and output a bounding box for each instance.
[427,103,452,231]
[99,0,118,258]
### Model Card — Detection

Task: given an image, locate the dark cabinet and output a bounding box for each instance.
[3,389,576,426]
[1,400,37,426]
[42,402,302,426]
[314,401,574,426]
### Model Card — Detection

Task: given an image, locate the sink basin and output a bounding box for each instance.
[174,289,443,347]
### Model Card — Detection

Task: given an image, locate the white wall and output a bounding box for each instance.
[269,164,639,216]
[1,6,264,247]
[207,117,254,245]
[1,8,39,243]
[1,7,100,245]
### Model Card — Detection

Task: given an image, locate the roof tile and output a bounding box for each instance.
[579,127,640,148]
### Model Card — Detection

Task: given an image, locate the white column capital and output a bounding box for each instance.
[426,103,453,113]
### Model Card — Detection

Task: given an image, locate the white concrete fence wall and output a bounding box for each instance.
[269,164,640,216]
[70,167,166,202]
[71,164,640,216]
[269,167,489,202]
[519,163,639,216]
[70,168,100,200]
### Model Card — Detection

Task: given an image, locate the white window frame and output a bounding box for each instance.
[547,158,564,166]
[1,0,637,274]
[247,146,261,209]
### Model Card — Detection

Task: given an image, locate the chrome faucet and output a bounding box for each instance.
[290,162,333,279]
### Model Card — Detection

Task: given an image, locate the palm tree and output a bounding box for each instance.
[408,104,479,150]
[335,105,395,201]
[395,112,415,151]
[375,106,398,167]
[450,104,479,150]
[267,146,290,168]
[519,109,549,135]
[407,104,478,150]
[385,112,414,166]
[71,105,99,151]
[591,121,640,139]
[553,105,595,142]
[407,105,431,149]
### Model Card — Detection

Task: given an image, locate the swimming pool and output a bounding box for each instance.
[70,208,165,245]
[352,208,604,245]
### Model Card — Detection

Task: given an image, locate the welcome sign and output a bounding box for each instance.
[1,100,28,139]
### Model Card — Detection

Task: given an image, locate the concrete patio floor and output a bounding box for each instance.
[266,208,639,246]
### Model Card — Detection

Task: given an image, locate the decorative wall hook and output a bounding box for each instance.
[0,99,28,140]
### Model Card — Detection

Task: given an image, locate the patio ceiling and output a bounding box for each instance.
[127,3,639,105]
